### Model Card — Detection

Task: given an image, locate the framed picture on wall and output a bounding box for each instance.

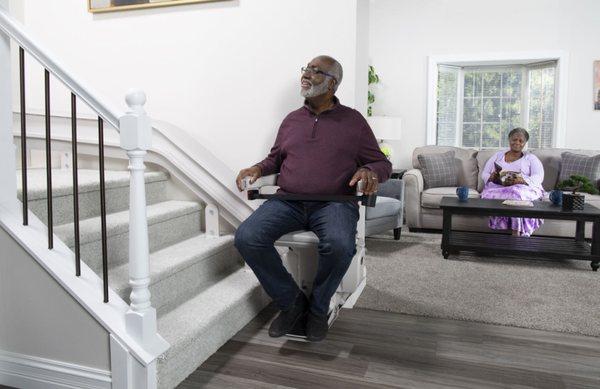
[88,0,228,13]
[595,61,600,110]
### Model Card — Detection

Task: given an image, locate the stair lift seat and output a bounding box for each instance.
[241,174,371,340]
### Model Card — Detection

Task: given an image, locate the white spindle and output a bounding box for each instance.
[120,90,167,364]
[0,0,17,212]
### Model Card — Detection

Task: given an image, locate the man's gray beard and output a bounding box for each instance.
[300,81,330,98]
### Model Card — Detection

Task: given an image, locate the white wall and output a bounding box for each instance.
[13,0,368,173]
[370,0,600,169]
[0,228,110,371]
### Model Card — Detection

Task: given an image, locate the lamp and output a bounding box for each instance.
[366,116,402,159]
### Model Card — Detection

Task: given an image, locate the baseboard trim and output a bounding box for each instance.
[0,350,111,389]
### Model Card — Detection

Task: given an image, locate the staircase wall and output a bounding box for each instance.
[0,227,111,375]
[14,0,369,174]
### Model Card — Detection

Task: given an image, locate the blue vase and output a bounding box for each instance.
[456,186,469,202]
[549,190,563,206]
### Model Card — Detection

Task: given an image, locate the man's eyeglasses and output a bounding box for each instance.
[301,66,337,83]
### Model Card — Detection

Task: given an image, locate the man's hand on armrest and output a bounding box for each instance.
[236,165,262,191]
[349,167,379,195]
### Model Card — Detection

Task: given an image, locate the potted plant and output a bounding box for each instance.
[557,175,598,210]
[367,65,380,117]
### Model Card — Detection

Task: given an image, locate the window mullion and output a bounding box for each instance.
[522,66,529,132]
[456,68,464,147]
[499,72,503,148]
[551,65,559,147]
[539,69,546,148]
[479,73,484,149]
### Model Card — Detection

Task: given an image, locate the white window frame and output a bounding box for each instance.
[426,51,569,147]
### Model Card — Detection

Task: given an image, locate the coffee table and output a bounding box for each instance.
[439,197,600,271]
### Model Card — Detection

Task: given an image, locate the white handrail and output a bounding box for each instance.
[0,3,168,385]
[0,7,124,129]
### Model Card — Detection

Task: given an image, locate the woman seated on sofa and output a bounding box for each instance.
[480,128,545,237]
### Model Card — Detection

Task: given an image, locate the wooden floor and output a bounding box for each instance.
[178,305,600,389]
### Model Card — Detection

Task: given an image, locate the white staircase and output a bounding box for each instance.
[1,3,269,386]
[16,168,270,388]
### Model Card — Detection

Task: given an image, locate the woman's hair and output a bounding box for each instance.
[508,127,530,141]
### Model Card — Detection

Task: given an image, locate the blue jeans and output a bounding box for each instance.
[234,199,359,316]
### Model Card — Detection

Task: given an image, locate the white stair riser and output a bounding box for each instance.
[156,285,269,389]
[19,180,167,226]
[59,210,202,275]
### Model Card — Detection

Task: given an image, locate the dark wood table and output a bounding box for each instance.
[440,197,600,271]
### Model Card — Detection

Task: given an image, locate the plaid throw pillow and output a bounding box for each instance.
[558,152,600,188]
[418,151,458,189]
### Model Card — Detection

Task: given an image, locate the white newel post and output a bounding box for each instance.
[0,0,18,212]
[120,90,168,389]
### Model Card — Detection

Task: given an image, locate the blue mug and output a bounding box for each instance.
[549,189,563,206]
[456,186,470,202]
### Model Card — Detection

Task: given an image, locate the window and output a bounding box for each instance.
[435,62,557,149]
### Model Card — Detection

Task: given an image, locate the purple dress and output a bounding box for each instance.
[480,150,545,237]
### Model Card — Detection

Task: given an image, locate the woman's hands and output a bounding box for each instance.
[488,171,500,184]
[503,176,527,186]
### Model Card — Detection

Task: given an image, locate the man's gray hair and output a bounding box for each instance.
[317,55,343,92]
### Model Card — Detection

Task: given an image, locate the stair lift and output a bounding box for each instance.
[241,175,374,340]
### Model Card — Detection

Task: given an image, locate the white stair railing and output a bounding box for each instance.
[0,2,168,387]
[120,90,162,347]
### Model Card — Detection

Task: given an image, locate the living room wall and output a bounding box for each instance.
[370,0,600,169]
[13,0,368,173]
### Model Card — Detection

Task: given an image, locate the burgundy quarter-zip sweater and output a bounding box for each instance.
[255,97,392,196]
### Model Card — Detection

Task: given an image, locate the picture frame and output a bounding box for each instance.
[594,60,600,110]
[88,0,228,14]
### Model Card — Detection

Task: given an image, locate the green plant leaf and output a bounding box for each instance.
[557,175,599,195]
[368,91,375,104]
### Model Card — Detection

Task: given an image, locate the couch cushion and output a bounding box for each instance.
[366,196,402,220]
[476,148,502,192]
[412,146,478,189]
[530,148,564,191]
[417,151,458,189]
[476,148,600,192]
[421,187,480,209]
[532,148,600,191]
[558,151,600,189]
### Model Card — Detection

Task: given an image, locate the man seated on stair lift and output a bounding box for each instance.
[235,55,391,342]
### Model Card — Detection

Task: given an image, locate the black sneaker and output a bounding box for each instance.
[306,311,329,342]
[268,292,308,338]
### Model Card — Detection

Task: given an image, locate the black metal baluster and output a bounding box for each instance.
[19,47,28,226]
[45,69,53,249]
[71,93,81,276]
[98,117,108,302]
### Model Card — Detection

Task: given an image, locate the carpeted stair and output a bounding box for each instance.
[16,168,270,389]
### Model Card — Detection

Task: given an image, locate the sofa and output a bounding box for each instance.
[404,146,600,238]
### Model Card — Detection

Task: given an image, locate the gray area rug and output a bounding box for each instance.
[356,229,600,337]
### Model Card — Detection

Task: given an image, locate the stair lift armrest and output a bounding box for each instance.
[241,174,280,191]
[242,176,375,207]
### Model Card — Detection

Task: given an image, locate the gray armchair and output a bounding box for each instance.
[365,179,405,240]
